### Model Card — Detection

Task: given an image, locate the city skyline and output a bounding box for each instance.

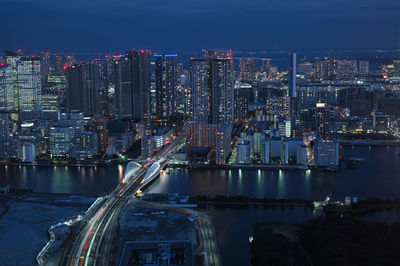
[0,0,400,263]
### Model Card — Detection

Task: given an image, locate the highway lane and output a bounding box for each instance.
[59,132,186,266]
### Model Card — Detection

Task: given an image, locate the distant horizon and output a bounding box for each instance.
[1,48,400,60]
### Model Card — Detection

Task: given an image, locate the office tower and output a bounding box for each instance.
[0,65,14,110]
[66,62,102,116]
[55,56,64,73]
[49,126,74,158]
[72,131,99,160]
[358,60,369,73]
[239,58,256,81]
[41,90,60,110]
[5,50,21,108]
[40,52,51,84]
[114,49,151,121]
[337,59,357,80]
[288,52,296,98]
[0,112,17,159]
[17,57,42,111]
[316,103,330,140]
[261,59,271,74]
[190,50,234,124]
[154,54,178,117]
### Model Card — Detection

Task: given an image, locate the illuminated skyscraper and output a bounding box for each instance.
[55,56,64,74]
[114,49,151,121]
[239,58,256,81]
[0,65,14,110]
[40,52,51,84]
[5,50,21,108]
[190,58,208,123]
[261,59,271,74]
[64,55,76,67]
[66,61,105,116]
[288,52,296,98]
[337,59,357,80]
[288,52,297,135]
[190,50,234,125]
[358,60,369,73]
[17,57,41,111]
[154,54,178,117]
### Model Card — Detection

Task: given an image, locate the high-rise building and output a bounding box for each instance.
[64,55,76,67]
[55,56,64,74]
[5,50,21,109]
[93,115,108,153]
[288,52,296,98]
[114,49,151,121]
[190,50,234,124]
[67,62,102,116]
[314,57,333,80]
[233,89,248,120]
[40,52,51,84]
[261,59,271,74]
[0,65,14,111]
[239,58,256,81]
[190,59,208,123]
[17,57,41,111]
[316,103,330,140]
[154,54,178,117]
[288,52,297,135]
[337,59,357,80]
[358,60,369,74]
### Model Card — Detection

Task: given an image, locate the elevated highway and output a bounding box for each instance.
[48,131,186,266]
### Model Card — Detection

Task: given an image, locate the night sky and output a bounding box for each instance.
[1,0,400,52]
